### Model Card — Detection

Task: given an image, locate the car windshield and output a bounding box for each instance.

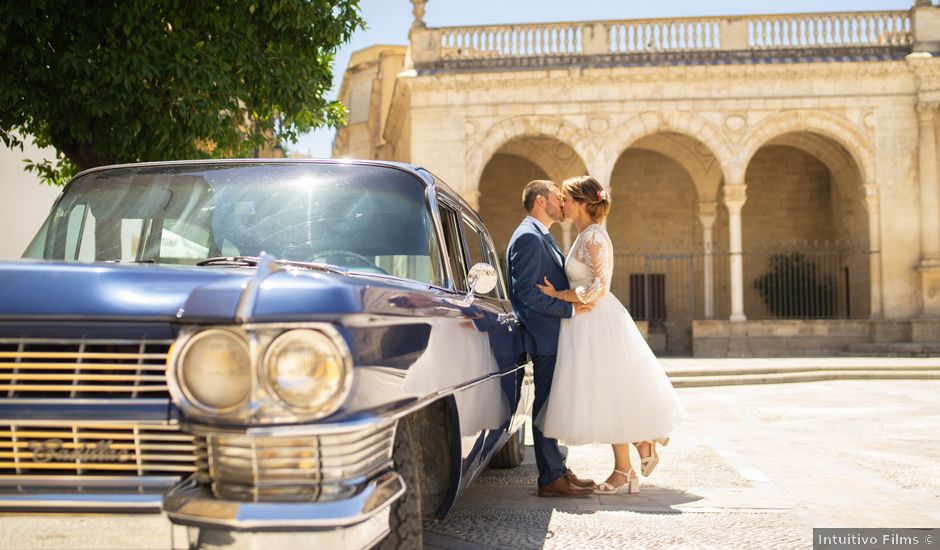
[23,162,446,286]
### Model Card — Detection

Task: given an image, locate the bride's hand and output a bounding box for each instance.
[536,276,559,298]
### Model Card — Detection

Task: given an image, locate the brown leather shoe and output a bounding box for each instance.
[537,475,593,497]
[565,469,595,489]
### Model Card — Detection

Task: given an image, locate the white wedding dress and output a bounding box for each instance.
[539,223,686,445]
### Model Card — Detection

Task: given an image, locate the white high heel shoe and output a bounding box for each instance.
[635,437,670,477]
[592,468,639,495]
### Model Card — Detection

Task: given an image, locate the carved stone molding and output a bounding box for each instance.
[724,114,747,133]
[917,101,940,124]
[588,117,610,134]
[408,60,912,92]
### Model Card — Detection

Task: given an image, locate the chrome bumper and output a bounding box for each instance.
[0,476,180,512]
[163,471,404,546]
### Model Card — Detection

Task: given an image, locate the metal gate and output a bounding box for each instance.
[611,251,701,356]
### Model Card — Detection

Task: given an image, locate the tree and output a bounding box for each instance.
[753,252,837,318]
[0,1,364,185]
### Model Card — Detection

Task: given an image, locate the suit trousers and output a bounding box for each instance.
[531,353,567,487]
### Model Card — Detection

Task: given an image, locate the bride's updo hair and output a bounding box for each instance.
[562,175,610,223]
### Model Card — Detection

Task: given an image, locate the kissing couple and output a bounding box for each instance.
[506,176,686,497]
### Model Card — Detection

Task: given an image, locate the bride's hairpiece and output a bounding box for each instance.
[596,190,609,201]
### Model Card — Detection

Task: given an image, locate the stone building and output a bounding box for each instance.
[334,1,940,357]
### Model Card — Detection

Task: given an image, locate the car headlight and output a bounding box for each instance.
[176,329,251,414]
[262,329,352,416]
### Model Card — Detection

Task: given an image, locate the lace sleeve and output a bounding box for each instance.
[574,226,612,304]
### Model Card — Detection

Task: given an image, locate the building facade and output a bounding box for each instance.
[334,2,940,356]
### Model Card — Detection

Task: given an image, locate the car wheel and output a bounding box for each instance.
[377,417,422,550]
[489,422,525,469]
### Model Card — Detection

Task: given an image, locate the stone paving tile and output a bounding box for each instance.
[426,508,809,550]
[425,381,940,548]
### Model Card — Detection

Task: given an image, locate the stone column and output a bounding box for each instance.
[698,201,718,319]
[917,101,940,260]
[561,223,573,253]
[723,185,747,321]
[864,183,884,319]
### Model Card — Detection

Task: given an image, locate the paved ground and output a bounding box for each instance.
[425,379,940,549]
[1,377,937,549]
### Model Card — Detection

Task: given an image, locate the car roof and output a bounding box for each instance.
[67,158,476,214]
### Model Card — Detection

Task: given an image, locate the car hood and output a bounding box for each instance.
[0,260,414,323]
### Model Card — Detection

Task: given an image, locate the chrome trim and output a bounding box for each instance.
[0,422,198,476]
[195,421,395,502]
[185,363,520,438]
[164,471,405,530]
[0,337,172,398]
[0,492,165,511]
[0,474,182,486]
[0,398,170,405]
[0,475,184,511]
[235,252,280,324]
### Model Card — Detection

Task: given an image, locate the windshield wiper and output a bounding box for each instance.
[103,259,156,264]
[196,256,260,267]
[196,256,349,275]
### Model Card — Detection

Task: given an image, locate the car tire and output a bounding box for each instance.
[377,417,423,550]
[489,422,525,469]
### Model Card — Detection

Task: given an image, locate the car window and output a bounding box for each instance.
[23,163,446,287]
[460,214,501,299]
[438,201,468,292]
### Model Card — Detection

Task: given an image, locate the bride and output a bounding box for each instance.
[535,175,686,495]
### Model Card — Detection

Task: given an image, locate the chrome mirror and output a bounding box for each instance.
[467,263,498,295]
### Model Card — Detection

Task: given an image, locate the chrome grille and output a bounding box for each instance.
[0,423,197,476]
[197,422,396,502]
[0,338,172,398]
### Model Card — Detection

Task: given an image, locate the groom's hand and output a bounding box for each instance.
[574,302,594,314]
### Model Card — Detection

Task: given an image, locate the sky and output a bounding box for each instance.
[287,0,917,158]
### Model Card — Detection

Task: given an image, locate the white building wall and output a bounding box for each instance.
[0,143,61,260]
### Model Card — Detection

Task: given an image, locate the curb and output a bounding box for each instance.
[668,369,940,387]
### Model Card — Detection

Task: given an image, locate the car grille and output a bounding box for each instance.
[0,338,172,399]
[0,423,198,477]
[197,421,396,502]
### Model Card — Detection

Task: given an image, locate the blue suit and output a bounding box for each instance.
[506,217,573,487]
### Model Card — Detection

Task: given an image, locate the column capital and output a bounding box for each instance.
[698,201,718,228]
[918,101,940,124]
[722,185,747,211]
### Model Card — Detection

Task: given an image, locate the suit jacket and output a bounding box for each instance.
[506,218,573,355]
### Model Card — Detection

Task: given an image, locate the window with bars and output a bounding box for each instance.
[628,273,666,324]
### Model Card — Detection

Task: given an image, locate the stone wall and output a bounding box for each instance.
[693,320,872,357]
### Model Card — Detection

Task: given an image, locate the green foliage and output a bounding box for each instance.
[753,253,837,318]
[0,0,364,185]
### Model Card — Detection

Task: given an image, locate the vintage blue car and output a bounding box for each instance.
[0,159,531,548]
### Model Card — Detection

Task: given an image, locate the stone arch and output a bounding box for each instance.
[734,110,875,185]
[632,133,725,204]
[467,115,596,197]
[600,111,734,185]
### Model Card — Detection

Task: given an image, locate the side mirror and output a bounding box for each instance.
[467,263,498,295]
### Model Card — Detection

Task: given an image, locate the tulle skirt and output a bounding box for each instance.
[538,293,686,445]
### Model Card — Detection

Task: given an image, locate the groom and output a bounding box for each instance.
[507,180,595,497]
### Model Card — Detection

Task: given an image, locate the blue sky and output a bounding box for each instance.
[288,0,916,158]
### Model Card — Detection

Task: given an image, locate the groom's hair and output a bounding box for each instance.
[522,180,555,212]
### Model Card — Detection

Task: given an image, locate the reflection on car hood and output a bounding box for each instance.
[0,260,422,323]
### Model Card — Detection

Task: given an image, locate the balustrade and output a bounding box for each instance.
[428,11,911,62]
